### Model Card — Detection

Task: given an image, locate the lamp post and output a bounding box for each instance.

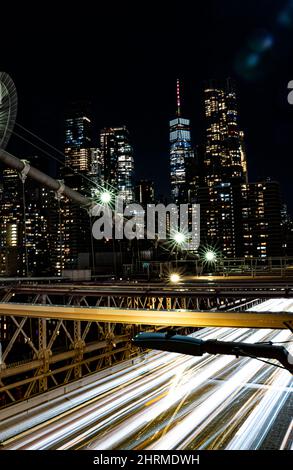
[199,246,220,275]
[204,250,217,263]
[170,273,180,283]
[172,232,186,268]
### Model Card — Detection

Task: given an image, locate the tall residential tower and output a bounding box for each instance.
[100,126,134,203]
[199,79,248,257]
[63,102,93,269]
[204,79,248,187]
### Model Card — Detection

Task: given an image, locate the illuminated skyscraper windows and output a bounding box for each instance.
[100,126,134,203]
[204,79,247,187]
[169,80,194,203]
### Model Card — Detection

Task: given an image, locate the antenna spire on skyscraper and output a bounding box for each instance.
[176,78,181,117]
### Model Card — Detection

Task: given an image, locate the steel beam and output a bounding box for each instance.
[0,346,130,394]
[2,283,293,300]
[0,303,292,329]
[0,335,129,379]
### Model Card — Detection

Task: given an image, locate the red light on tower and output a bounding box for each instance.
[176,78,181,117]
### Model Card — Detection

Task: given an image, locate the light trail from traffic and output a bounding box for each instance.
[0,298,292,450]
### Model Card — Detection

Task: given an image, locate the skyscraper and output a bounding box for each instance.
[88,148,102,196]
[0,168,22,275]
[63,102,93,269]
[204,79,247,187]
[99,128,117,189]
[198,79,250,257]
[169,80,194,203]
[100,126,134,203]
[240,180,282,258]
[116,127,134,203]
[198,181,243,258]
[0,159,52,276]
[65,102,92,173]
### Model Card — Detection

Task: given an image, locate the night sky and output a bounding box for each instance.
[1,1,293,211]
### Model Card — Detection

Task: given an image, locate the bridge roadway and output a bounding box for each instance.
[0,298,292,450]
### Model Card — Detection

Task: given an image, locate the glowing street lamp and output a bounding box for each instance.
[170,273,180,283]
[204,250,217,263]
[173,232,186,245]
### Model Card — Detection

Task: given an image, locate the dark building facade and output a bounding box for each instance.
[135,180,155,205]
[281,203,293,256]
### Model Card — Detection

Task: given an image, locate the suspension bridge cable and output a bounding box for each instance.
[12,128,97,197]
[11,127,139,229]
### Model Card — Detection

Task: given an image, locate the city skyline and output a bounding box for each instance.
[2,1,293,211]
[0,4,293,455]
[1,72,292,279]
[2,75,292,211]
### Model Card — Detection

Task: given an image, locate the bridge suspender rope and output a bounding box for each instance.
[19,160,31,277]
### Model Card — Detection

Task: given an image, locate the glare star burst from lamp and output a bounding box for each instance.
[173,232,186,245]
[199,244,221,266]
[170,273,181,283]
[100,191,112,204]
[163,230,189,257]
[205,250,217,262]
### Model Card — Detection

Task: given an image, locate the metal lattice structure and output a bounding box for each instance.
[0,307,142,406]
[0,282,271,408]
[0,72,17,150]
